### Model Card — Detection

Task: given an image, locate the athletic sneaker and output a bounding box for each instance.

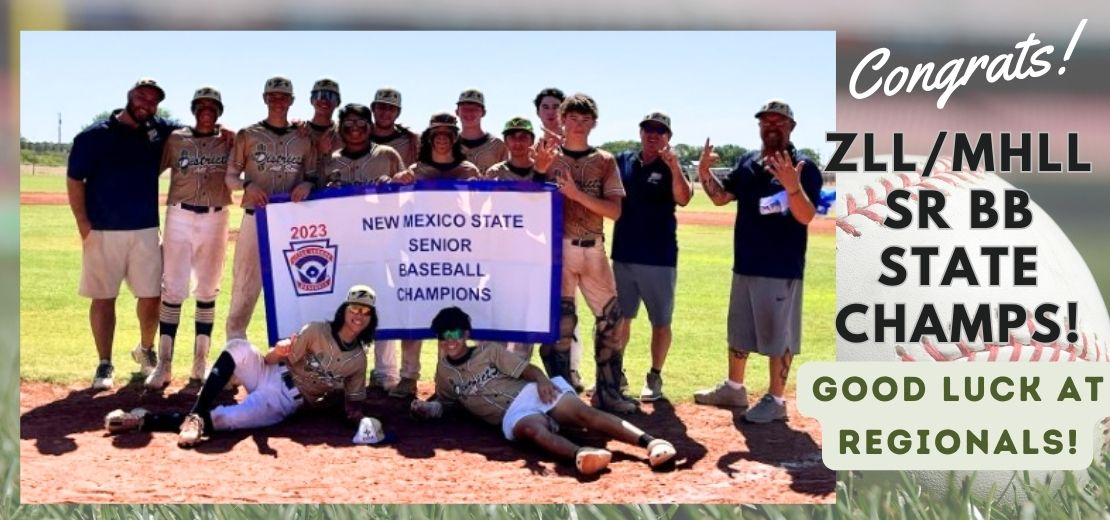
[640,371,664,402]
[369,372,398,391]
[388,377,417,398]
[178,413,205,447]
[131,344,157,377]
[647,439,677,467]
[105,408,148,434]
[92,362,114,390]
[744,394,788,423]
[693,381,748,408]
[575,447,612,475]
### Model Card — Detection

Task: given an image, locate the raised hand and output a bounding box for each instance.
[532,136,558,173]
[765,150,804,193]
[698,137,719,172]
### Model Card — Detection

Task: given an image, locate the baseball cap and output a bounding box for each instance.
[457,88,485,107]
[502,116,535,137]
[191,86,224,116]
[755,99,794,121]
[639,111,672,133]
[373,87,402,108]
[131,78,166,102]
[427,112,460,131]
[347,285,376,308]
[264,76,294,95]
[312,78,340,95]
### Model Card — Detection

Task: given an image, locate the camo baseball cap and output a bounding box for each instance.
[264,76,294,95]
[457,88,485,107]
[373,87,402,108]
[131,78,165,102]
[347,285,376,308]
[502,116,535,137]
[639,111,672,133]
[427,112,460,131]
[191,86,224,116]
[755,99,794,121]
[312,78,340,95]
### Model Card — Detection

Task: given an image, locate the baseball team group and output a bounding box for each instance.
[68,75,823,475]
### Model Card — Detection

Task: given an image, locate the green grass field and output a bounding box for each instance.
[18,174,835,401]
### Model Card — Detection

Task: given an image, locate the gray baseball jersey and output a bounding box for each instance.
[162,127,233,207]
[459,133,508,173]
[323,144,405,187]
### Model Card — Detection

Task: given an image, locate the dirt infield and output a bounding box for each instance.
[19,191,837,233]
[20,380,833,504]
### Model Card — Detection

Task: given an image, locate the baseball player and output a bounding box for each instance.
[533,87,565,149]
[481,116,556,361]
[611,112,694,402]
[322,103,405,187]
[392,112,481,184]
[531,87,588,393]
[305,78,343,176]
[369,87,420,167]
[455,89,508,173]
[105,285,382,447]
[410,307,677,475]
[145,86,234,389]
[224,76,319,341]
[321,103,405,391]
[535,93,638,414]
[387,112,480,398]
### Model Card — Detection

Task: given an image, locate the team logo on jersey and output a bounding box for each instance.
[283,239,338,296]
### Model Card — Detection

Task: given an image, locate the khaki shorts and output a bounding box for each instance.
[727,273,803,356]
[79,227,162,299]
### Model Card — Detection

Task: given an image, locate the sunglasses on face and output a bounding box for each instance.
[342,119,369,130]
[311,91,340,105]
[348,305,371,316]
[641,125,668,135]
[438,329,465,341]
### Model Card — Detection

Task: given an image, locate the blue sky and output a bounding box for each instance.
[20,31,835,157]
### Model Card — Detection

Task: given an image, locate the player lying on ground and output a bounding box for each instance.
[105,285,382,447]
[410,306,677,475]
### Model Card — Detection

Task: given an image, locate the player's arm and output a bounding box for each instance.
[66,134,93,239]
[224,129,249,192]
[519,364,560,404]
[556,171,622,220]
[342,361,369,423]
[158,134,177,176]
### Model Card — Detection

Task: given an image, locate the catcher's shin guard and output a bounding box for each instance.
[191,351,235,416]
[592,354,638,414]
[539,344,572,383]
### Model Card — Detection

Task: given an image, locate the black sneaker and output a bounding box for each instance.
[92,362,114,390]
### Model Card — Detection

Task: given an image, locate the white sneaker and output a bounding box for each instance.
[145,337,173,389]
[575,447,612,475]
[92,362,114,390]
[178,413,206,447]
[131,344,157,377]
[647,439,676,467]
[105,408,148,433]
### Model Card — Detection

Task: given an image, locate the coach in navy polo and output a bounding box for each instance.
[692,99,823,423]
[67,78,179,391]
[611,112,693,403]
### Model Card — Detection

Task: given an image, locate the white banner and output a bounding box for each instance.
[257,180,562,346]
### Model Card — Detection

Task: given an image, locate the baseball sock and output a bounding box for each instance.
[650,367,661,375]
[191,351,235,416]
[159,301,182,341]
[195,300,215,338]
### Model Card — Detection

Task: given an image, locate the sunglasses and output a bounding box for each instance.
[438,329,465,341]
[342,119,369,130]
[311,91,340,105]
[641,125,668,135]
[348,305,371,316]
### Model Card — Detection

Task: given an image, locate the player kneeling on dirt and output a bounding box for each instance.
[410,306,677,475]
[105,285,384,447]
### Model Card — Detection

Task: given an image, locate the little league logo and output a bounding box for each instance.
[283,239,338,296]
